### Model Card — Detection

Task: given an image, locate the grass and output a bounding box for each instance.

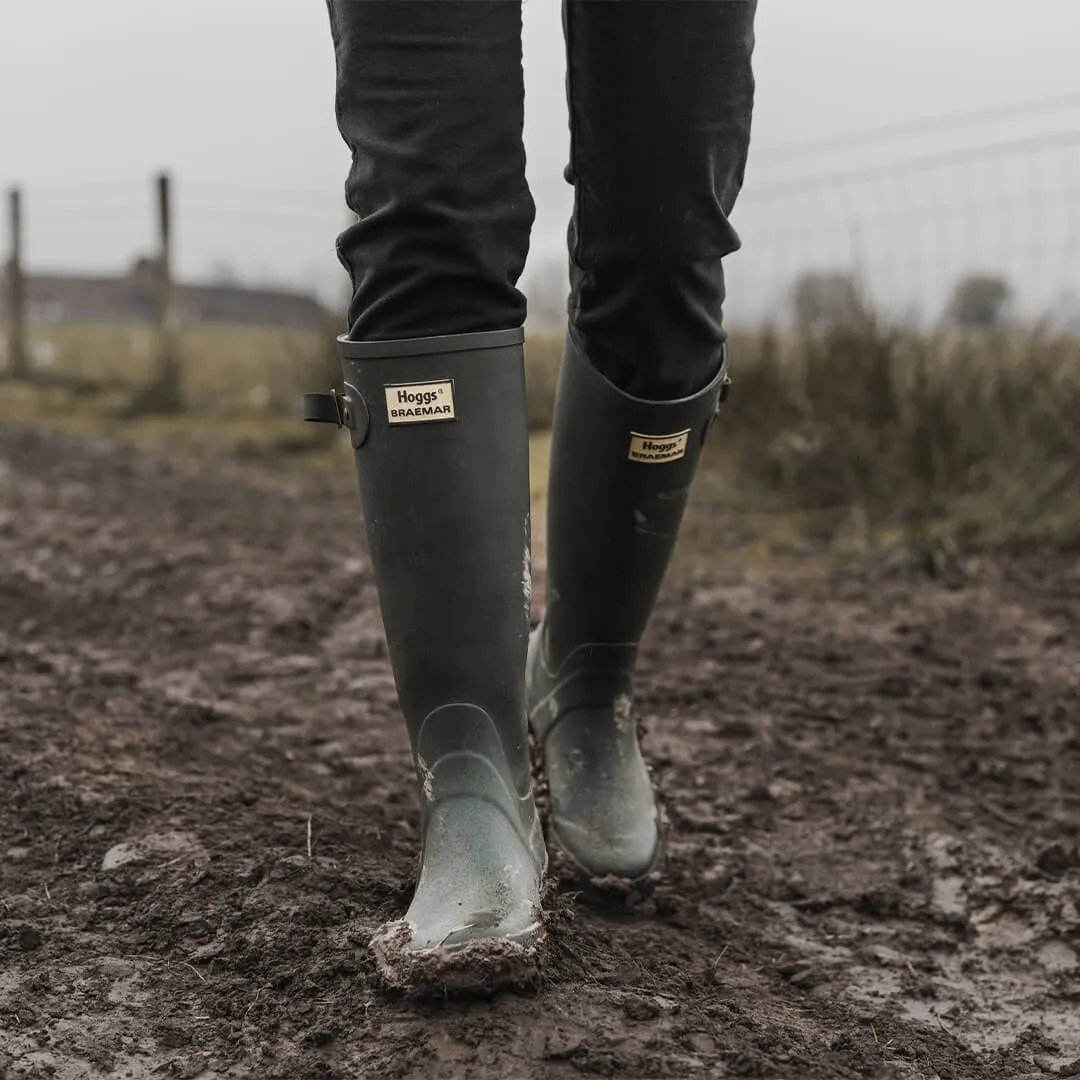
[1,320,566,430]
[3,317,1078,555]
[3,320,332,414]
[717,320,1080,551]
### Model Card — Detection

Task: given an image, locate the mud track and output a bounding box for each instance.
[1,424,1078,1079]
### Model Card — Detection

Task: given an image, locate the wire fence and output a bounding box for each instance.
[729,92,1080,328]
[9,179,351,318]
[5,91,1080,344]
[530,91,1080,330]
[730,133,1080,328]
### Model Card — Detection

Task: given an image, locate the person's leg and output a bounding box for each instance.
[330,0,533,340]
[528,0,757,885]
[320,0,545,990]
[564,0,755,399]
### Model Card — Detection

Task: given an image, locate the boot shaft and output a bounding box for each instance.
[543,332,728,671]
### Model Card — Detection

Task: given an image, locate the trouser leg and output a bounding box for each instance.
[564,0,757,399]
[328,0,533,340]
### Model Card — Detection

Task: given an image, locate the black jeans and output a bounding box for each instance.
[328,0,756,399]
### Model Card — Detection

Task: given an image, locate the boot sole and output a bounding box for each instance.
[371,919,545,997]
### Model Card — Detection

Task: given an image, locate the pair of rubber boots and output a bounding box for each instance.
[305,326,727,991]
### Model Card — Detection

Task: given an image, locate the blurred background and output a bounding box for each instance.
[2,0,1079,550]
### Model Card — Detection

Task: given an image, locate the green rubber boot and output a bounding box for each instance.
[306,327,546,992]
[527,333,728,890]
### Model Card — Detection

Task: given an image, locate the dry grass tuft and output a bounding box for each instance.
[722,319,1080,548]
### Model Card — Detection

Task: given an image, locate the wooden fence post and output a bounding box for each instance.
[6,187,29,379]
[132,171,182,411]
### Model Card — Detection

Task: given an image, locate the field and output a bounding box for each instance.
[1,322,1079,1078]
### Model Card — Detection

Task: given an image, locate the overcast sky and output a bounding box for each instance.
[2,0,1078,321]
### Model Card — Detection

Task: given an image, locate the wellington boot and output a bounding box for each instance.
[307,327,546,992]
[527,333,728,889]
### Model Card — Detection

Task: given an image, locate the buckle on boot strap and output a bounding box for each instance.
[303,391,347,426]
[303,389,370,448]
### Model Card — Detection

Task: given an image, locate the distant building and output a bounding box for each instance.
[0,257,331,329]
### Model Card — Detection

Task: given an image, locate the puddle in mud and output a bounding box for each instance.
[841,898,1080,1069]
[930,875,966,917]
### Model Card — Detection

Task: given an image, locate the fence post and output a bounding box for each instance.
[133,171,182,411]
[6,187,29,379]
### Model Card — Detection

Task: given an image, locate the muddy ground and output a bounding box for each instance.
[1,422,1078,1080]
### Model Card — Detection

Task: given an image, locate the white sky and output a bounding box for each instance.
[2,0,1078,322]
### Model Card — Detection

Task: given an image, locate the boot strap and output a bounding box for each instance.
[719,371,732,403]
[302,390,370,448]
[303,391,347,425]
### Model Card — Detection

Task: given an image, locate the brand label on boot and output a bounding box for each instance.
[384,380,456,424]
[628,429,691,463]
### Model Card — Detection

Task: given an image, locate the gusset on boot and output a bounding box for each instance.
[306,327,547,993]
[527,333,728,890]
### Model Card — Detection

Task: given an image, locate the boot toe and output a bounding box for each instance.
[551,813,659,882]
[370,797,545,991]
[401,872,543,954]
[543,711,661,882]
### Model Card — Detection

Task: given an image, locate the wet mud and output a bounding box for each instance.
[1,425,1078,1078]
